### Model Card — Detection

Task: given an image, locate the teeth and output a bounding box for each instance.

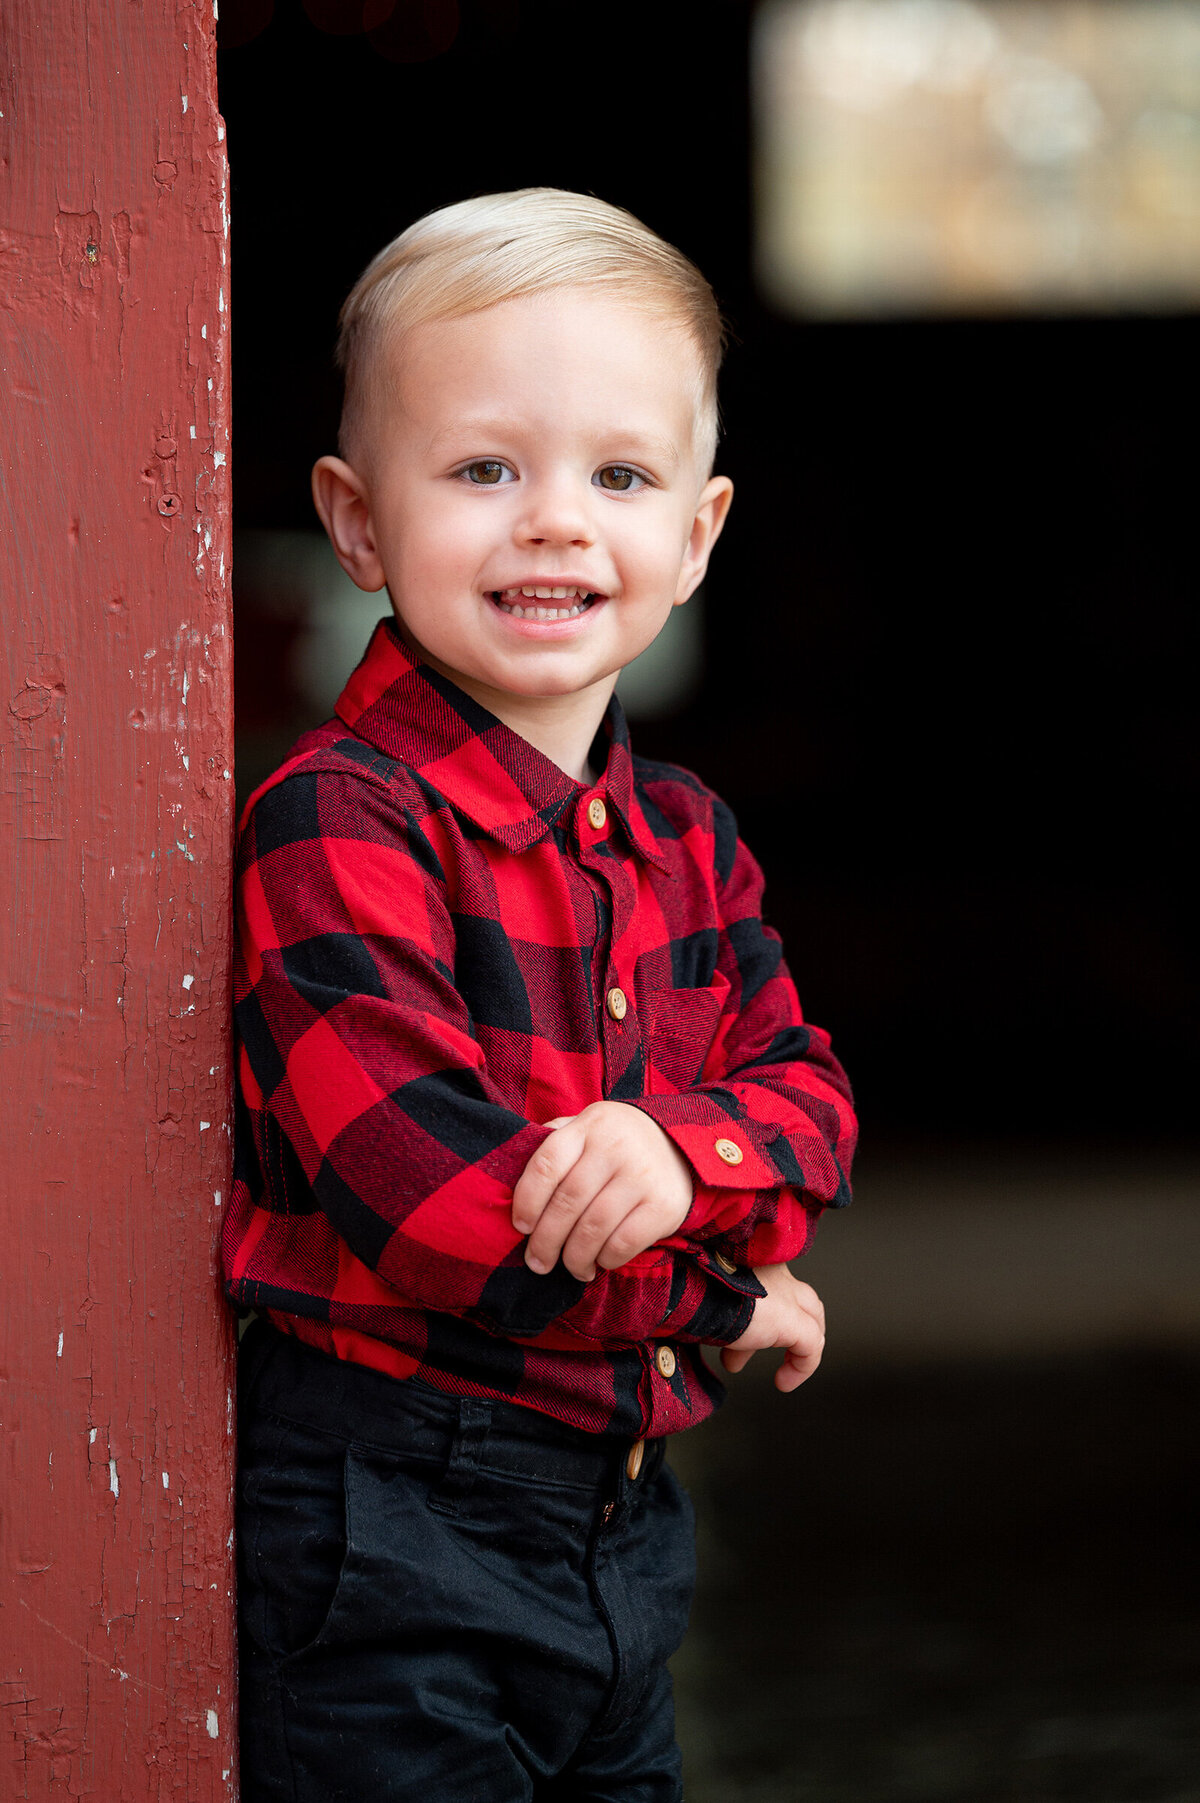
[494,595,591,620]
[496,586,590,603]
[492,586,594,621]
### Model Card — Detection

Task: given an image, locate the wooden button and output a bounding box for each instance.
[625,1440,645,1481]
[606,987,627,1021]
[655,1344,677,1379]
[587,798,607,830]
[714,1251,737,1275]
[714,1137,743,1166]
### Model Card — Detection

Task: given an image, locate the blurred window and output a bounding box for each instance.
[755,0,1200,311]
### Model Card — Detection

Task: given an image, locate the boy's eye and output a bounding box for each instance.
[462,460,512,485]
[594,465,645,493]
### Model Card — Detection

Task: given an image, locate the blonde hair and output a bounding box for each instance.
[335,188,726,472]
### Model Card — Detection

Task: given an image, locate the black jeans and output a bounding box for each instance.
[236,1323,697,1802]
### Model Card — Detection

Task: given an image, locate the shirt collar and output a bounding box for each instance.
[333,619,667,868]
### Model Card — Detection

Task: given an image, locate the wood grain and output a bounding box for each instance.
[0,2,237,1794]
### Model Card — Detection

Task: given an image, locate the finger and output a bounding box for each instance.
[593,1198,677,1273]
[720,1347,755,1374]
[774,1328,826,1393]
[512,1126,584,1235]
[523,1150,618,1274]
[556,1180,639,1281]
[788,1278,825,1335]
[542,1116,574,1129]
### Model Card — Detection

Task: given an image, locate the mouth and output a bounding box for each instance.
[490,585,599,621]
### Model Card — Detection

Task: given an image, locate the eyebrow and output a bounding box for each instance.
[612,432,682,471]
[425,420,683,470]
[423,420,516,459]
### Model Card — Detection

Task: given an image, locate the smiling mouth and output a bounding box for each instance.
[490,585,598,620]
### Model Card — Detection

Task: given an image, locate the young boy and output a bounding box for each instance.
[225,188,856,1802]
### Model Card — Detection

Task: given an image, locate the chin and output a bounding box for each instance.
[501,667,609,699]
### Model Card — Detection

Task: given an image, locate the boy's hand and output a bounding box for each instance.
[512,1103,693,1281]
[721,1265,826,1393]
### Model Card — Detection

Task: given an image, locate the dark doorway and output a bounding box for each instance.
[218,7,1200,1796]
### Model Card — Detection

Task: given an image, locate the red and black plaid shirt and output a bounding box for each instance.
[223,619,856,1438]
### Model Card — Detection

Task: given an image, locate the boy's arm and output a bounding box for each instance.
[627,798,857,1266]
[233,765,762,1350]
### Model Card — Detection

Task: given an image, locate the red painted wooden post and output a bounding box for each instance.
[0,3,237,1796]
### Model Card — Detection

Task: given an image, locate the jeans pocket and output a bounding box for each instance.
[239,1413,350,1661]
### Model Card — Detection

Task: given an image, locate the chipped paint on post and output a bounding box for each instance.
[0,3,236,1797]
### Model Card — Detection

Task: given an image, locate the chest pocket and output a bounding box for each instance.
[646,974,731,1094]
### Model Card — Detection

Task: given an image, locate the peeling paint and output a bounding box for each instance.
[1,3,237,1793]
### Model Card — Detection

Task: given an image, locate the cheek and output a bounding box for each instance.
[619,511,692,579]
[385,497,485,581]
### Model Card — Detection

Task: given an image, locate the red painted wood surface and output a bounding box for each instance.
[0,3,237,1795]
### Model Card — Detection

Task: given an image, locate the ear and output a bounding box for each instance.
[311,456,388,593]
[674,476,734,606]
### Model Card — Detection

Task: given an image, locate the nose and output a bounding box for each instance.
[514,472,595,549]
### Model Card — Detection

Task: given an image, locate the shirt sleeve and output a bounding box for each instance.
[235,764,761,1350]
[629,797,857,1265]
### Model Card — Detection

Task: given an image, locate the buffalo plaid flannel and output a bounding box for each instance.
[223,619,856,1438]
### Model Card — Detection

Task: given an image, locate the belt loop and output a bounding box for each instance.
[428,1398,491,1517]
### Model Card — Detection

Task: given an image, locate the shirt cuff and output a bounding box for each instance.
[682,1246,765,1345]
[627,1094,785,1192]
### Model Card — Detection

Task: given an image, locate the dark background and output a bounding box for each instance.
[218,5,1199,1796]
[218,0,1196,1152]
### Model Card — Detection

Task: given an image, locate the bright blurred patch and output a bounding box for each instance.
[755,0,1200,312]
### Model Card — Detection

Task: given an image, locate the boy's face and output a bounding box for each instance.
[314,288,732,747]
